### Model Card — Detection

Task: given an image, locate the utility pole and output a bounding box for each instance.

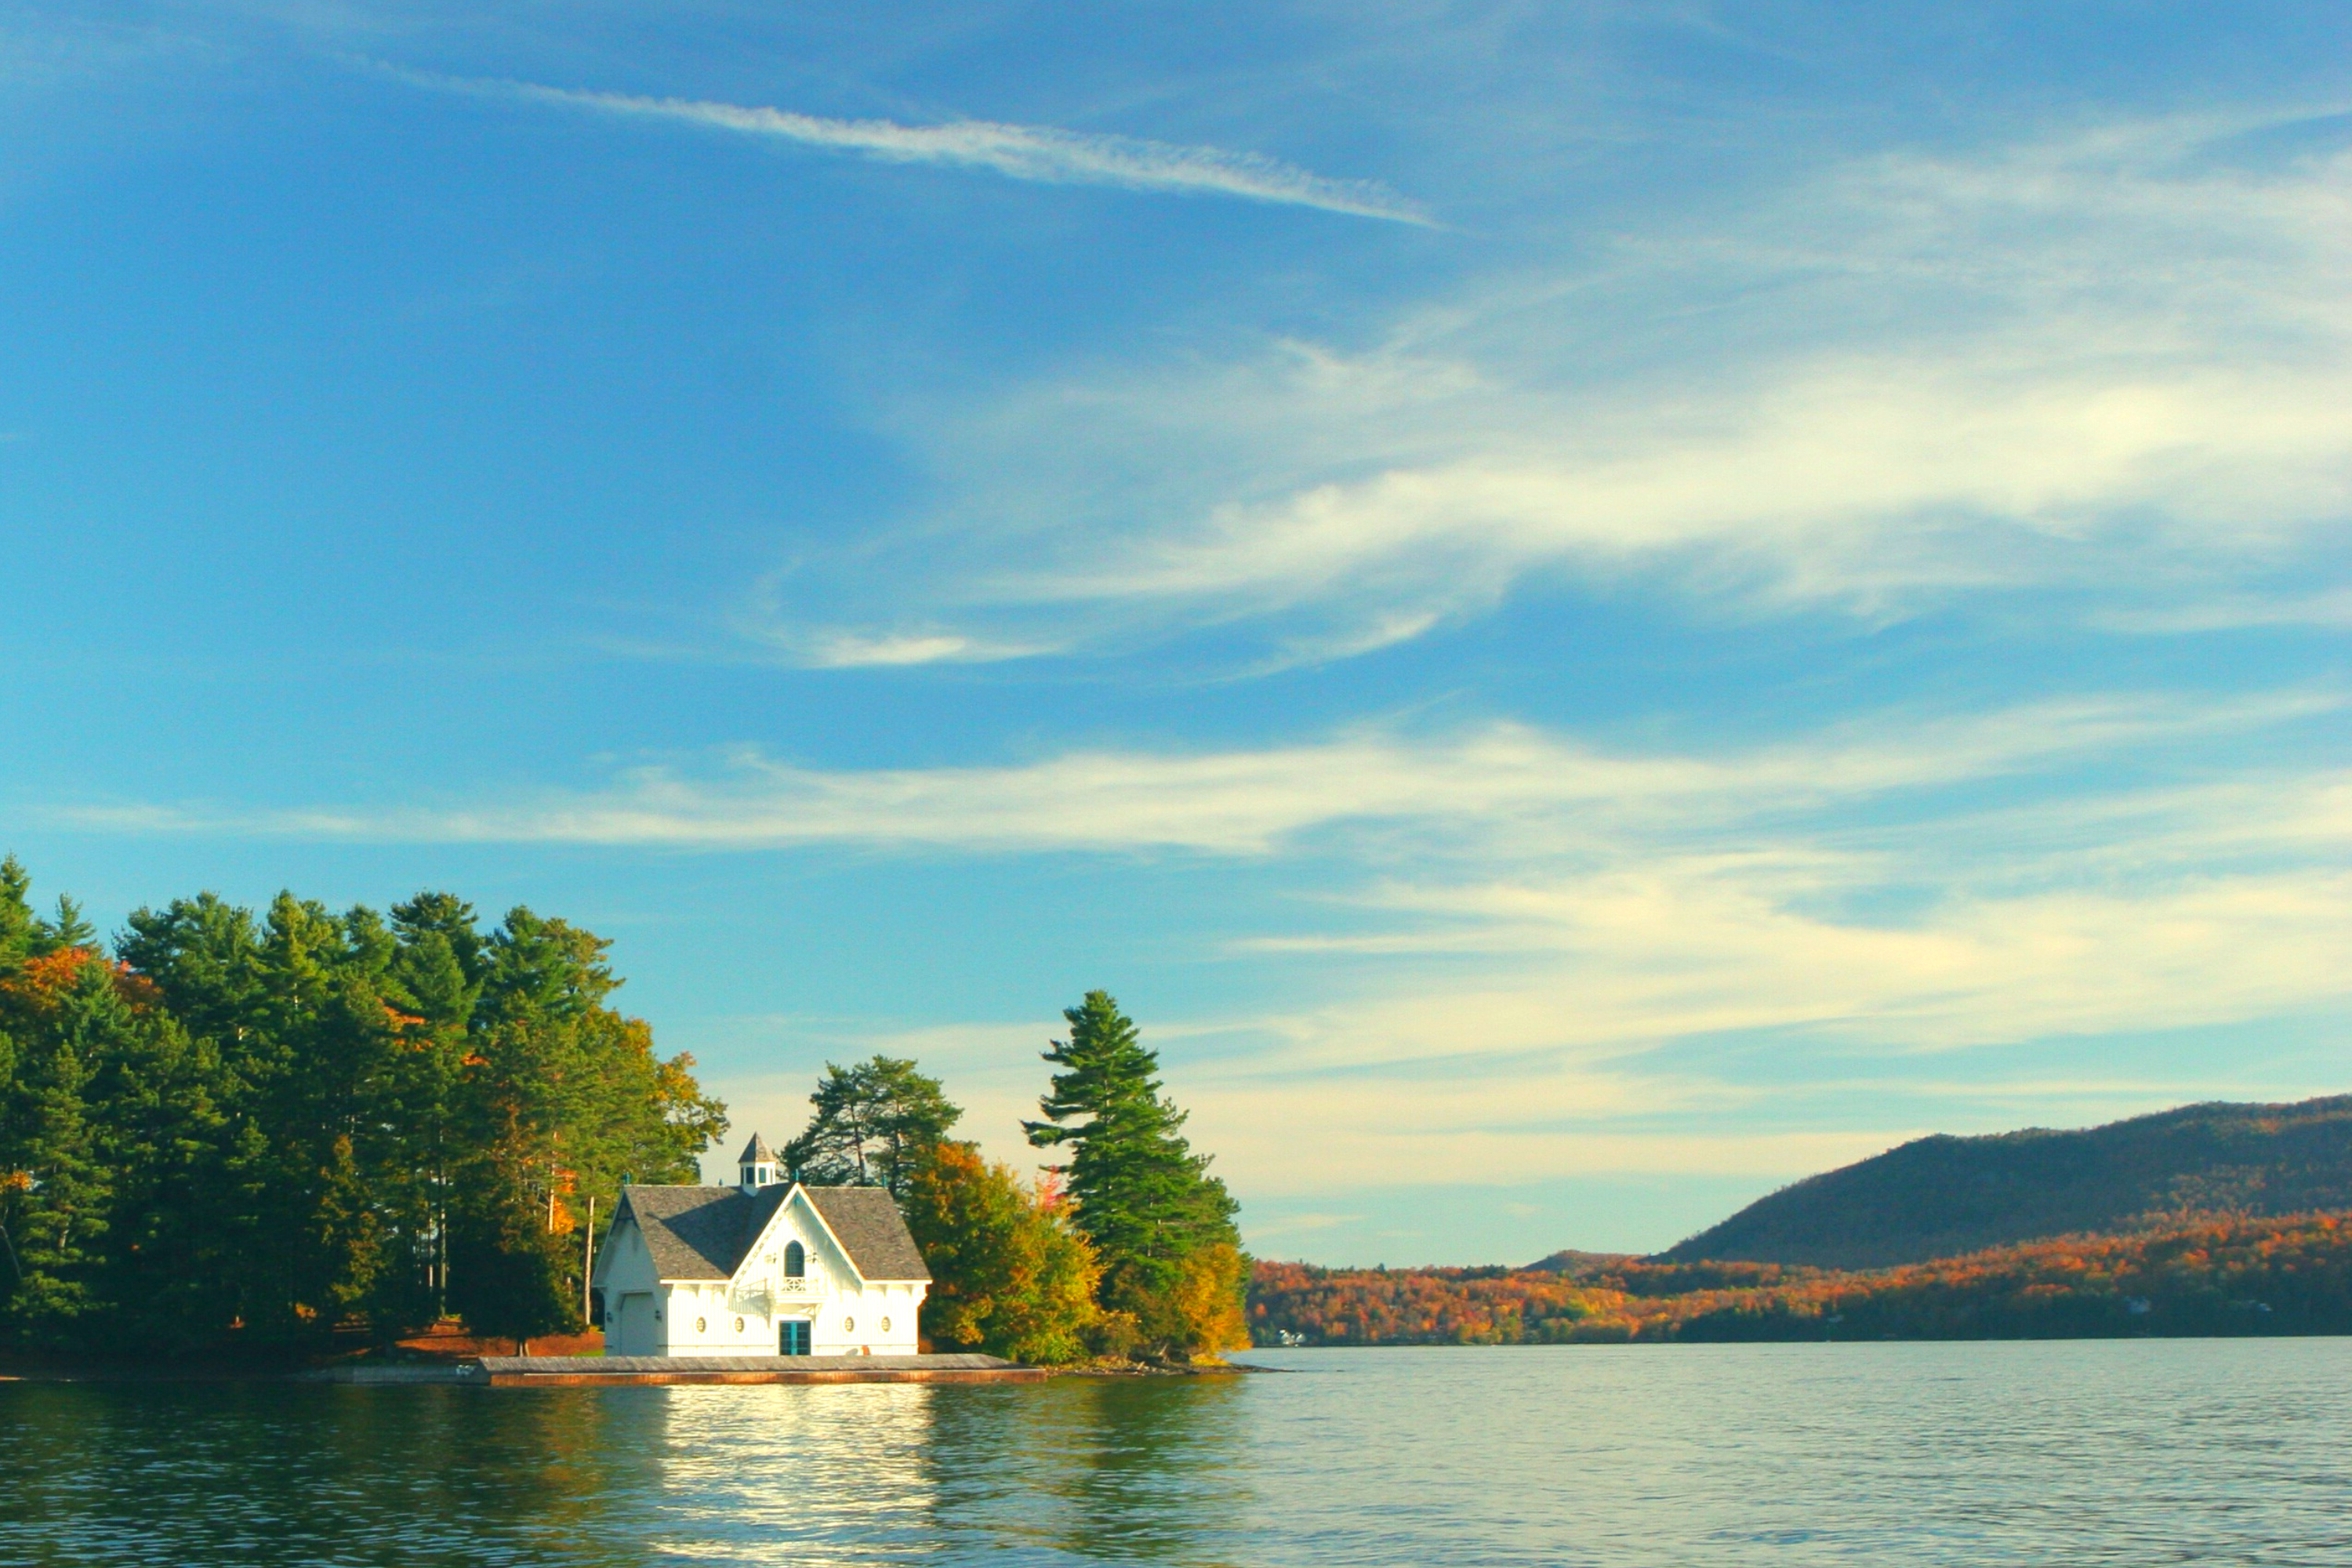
[583,1196,596,1323]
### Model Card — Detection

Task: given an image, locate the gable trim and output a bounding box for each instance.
[736,1184,865,1288]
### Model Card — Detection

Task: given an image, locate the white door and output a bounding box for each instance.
[616,1293,655,1356]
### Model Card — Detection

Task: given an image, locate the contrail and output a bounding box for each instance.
[419,71,1429,224]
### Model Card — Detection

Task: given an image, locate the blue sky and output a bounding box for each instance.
[4,2,2347,1264]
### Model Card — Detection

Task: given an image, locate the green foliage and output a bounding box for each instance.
[901,1141,1101,1364]
[1025,990,1246,1358]
[784,1054,962,1197]
[0,858,726,1359]
[0,975,110,1344]
[0,855,35,969]
[446,1160,581,1351]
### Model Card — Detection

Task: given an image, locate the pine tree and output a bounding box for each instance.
[784,1055,962,1196]
[0,856,38,972]
[449,906,724,1346]
[1024,991,1245,1358]
[0,960,116,1348]
[85,989,234,1352]
[42,896,96,953]
[384,891,488,1321]
[2,862,727,1358]
[0,857,107,1342]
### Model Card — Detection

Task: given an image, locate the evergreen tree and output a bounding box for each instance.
[3,861,732,1359]
[0,857,87,970]
[449,906,724,1346]
[42,896,95,953]
[0,956,116,1347]
[1024,991,1246,1358]
[445,1158,579,1353]
[85,989,234,1352]
[0,856,38,972]
[383,891,487,1321]
[784,1055,962,1196]
[116,892,267,1050]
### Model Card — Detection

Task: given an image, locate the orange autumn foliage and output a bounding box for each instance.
[0,946,162,1016]
[1250,1214,2352,1345]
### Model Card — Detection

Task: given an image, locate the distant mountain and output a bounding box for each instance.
[1660,1095,2352,1269]
[1523,1248,1636,1276]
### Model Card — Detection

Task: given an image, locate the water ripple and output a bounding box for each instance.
[5,1341,2350,1566]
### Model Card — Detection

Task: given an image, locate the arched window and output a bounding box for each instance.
[784,1241,806,1280]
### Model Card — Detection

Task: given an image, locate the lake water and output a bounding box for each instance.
[6,1341,2350,1565]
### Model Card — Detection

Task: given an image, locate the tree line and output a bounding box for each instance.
[1,861,1246,1364]
[0,858,724,1355]
[775,989,1248,1364]
[1249,1214,2352,1345]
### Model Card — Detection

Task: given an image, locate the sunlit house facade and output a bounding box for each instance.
[593,1134,931,1357]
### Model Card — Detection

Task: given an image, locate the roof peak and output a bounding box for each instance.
[736,1131,777,1164]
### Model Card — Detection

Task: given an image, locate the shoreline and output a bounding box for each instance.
[0,1351,1257,1385]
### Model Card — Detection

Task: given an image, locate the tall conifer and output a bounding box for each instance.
[1025,990,1244,1356]
[7,860,727,1356]
[785,1055,962,1196]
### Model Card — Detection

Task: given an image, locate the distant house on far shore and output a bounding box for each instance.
[593,1133,931,1357]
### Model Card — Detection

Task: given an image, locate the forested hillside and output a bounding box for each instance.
[0,858,725,1357]
[1661,1097,2352,1269]
[1251,1214,2352,1344]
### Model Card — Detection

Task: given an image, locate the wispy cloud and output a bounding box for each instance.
[746,112,2352,666]
[56,691,2322,854]
[412,71,1428,223]
[788,629,1059,669]
[67,694,2347,1205]
[2094,586,2352,635]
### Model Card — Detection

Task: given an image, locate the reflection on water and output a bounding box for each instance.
[0,1380,620,1566]
[644,1383,940,1563]
[923,1374,1251,1563]
[632,1375,1254,1564]
[7,1341,2352,1566]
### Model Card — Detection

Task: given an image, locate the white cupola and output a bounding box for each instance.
[737,1132,781,1194]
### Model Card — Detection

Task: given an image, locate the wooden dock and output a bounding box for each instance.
[471,1352,1046,1386]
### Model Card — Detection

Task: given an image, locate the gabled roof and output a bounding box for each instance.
[614,1182,931,1283]
[736,1131,777,1166]
[618,1184,791,1280]
[803,1187,931,1282]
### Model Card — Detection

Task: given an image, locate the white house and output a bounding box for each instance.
[593,1134,931,1357]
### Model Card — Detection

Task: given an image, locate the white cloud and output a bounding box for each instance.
[63,691,2352,1206]
[1149,848,2352,1201]
[416,72,1428,223]
[1045,358,2350,620]
[800,631,1054,668]
[757,112,2352,662]
[59,690,2319,854]
[1240,863,2352,1060]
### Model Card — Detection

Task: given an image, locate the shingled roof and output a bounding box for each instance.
[618,1184,791,1280]
[615,1182,930,1283]
[804,1186,931,1282]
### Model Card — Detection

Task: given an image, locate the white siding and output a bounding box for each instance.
[593,1187,928,1358]
[739,1189,927,1356]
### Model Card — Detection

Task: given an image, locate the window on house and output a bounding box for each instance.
[785,1241,805,1279]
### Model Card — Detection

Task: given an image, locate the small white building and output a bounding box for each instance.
[593,1134,931,1357]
